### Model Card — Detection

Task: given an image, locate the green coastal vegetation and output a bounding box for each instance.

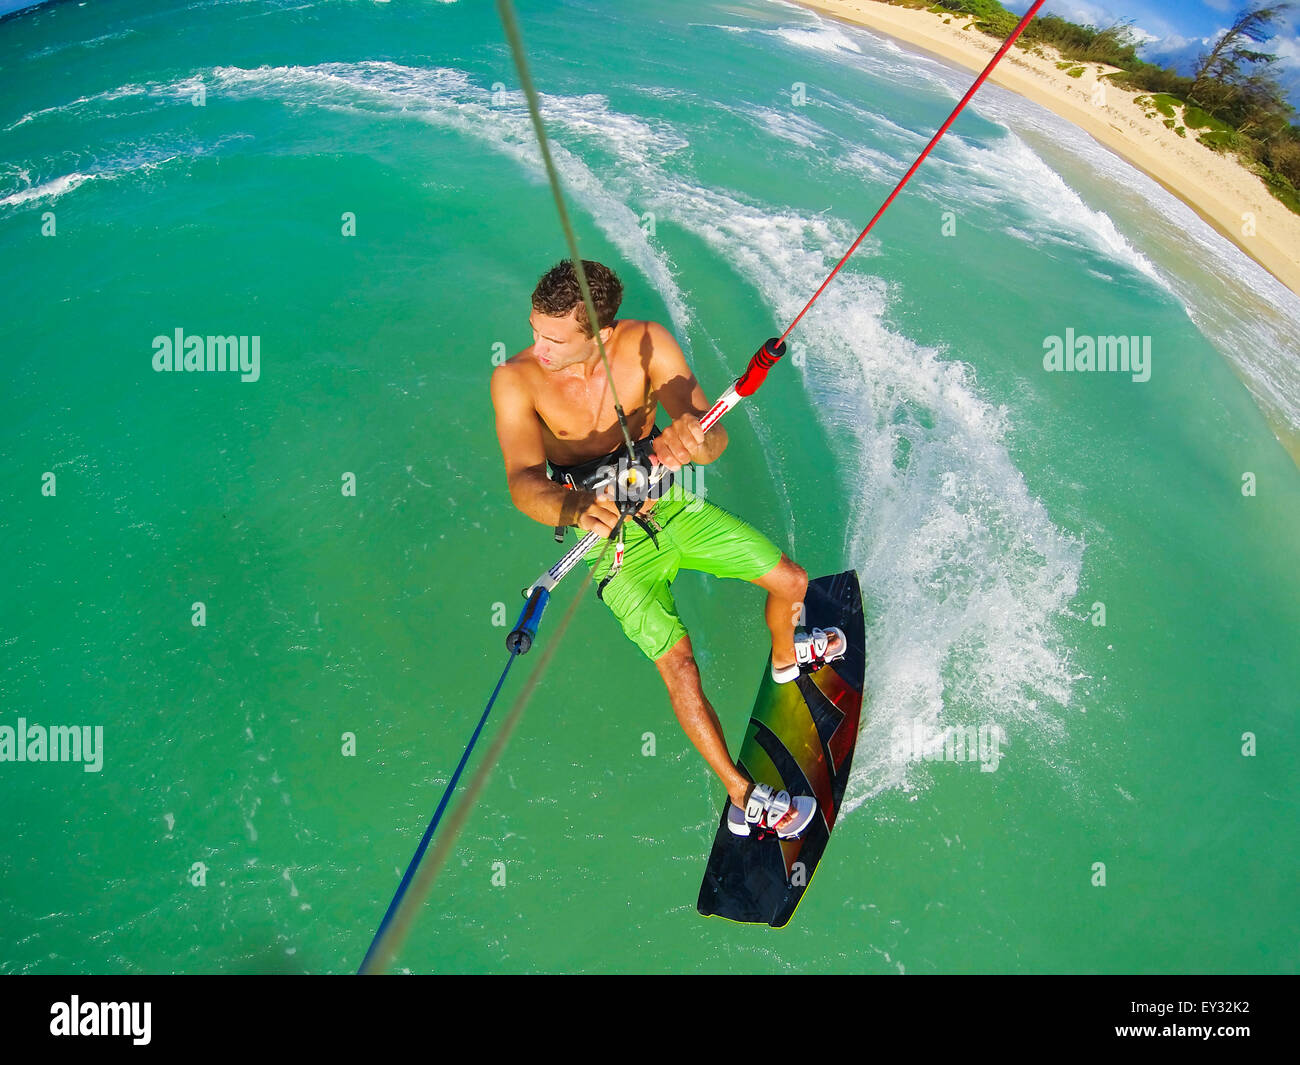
[886,1,1300,214]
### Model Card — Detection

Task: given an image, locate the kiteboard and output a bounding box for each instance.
[697,569,865,927]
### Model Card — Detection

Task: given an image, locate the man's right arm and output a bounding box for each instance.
[490,363,618,535]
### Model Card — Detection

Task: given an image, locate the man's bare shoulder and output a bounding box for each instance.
[614,318,673,342]
[615,319,686,365]
[500,343,542,370]
[489,352,538,410]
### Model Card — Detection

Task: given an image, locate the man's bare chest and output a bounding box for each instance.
[536,360,656,464]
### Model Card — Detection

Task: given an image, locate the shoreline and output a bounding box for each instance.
[790,0,1300,298]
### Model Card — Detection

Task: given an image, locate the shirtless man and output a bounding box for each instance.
[490,259,843,838]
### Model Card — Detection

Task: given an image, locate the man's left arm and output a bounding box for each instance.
[644,321,728,470]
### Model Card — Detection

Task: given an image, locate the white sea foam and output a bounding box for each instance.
[769,25,864,56]
[827,95,1170,289]
[30,26,138,60]
[0,172,98,207]
[743,106,825,151]
[695,20,867,57]
[4,83,150,132]
[0,136,242,210]
[802,281,1083,813]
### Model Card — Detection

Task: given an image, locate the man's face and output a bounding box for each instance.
[529,307,602,370]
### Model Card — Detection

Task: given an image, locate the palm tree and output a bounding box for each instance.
[1188,3,1291,112]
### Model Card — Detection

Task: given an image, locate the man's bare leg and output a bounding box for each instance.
[752,555,809,675]
[655,634,753,810]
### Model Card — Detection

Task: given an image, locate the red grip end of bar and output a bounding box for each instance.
[733,337,787,397]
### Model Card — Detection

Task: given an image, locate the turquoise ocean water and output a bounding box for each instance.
[2,0,1298,974]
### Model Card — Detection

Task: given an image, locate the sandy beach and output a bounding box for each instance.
[793,0,1300,297]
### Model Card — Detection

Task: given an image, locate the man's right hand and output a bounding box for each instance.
[576,486,622,539]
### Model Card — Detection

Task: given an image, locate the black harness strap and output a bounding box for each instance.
[546,425,675,542]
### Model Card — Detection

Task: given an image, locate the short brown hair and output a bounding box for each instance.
[531,260,623,338]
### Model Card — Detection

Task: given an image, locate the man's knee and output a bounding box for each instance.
[654,633,693,669]
[653,634,699,688]
[788,559,809,599]
[759,555,808,600]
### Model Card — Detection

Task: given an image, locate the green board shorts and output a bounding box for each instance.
[579,479,784,662]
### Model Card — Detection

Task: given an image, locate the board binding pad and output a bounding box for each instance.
[696,569,865,927]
